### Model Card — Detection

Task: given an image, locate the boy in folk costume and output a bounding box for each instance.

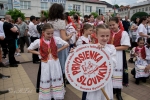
[28,23,69,100]
[108,17,130,100]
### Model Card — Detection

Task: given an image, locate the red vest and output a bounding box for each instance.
[135,46,146,59]
[108,30,123,47]
[40,37,58,62]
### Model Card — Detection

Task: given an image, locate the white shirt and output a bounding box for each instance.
[27,36,68,59]
[76,36,91,46]
[0,21,5,38]
[136,23,147,42]
[66,23,76,44]
[28,22,39,37]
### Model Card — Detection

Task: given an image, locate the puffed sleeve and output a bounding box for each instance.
[27,39,40,50]
[54,36,68,46]
[76,37,83,46]
[121,31,131,47]
[109,45,117,68]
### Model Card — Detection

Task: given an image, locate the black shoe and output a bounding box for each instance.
[113,88,116,94]
[9,64,18,67]
[0,62,5,67]
[33,61,40,64]
[142,78,146,83]
[0,73,10,79]
[135,79,139,85]
[66,80,70,84]
[14,61,20,64]
[128,58,134,63]
[0,90,9,95]
[116,89,123,100]
[116,94,123,100]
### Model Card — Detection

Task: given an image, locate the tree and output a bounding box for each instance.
[41,10,49,19]
[6,9,25,21]
[90,12,98,18]
[114,4,119,8]
[131,12,148,21]
[69,10,81,16]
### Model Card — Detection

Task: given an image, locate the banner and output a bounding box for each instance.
[65,44,113,92]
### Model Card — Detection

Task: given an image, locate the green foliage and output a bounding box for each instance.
[114,4,120,8]
[90,12,98,18]
[69,10,81,16]
[41,10,49,19]
[131,12,148,21]
[6,9,25,21]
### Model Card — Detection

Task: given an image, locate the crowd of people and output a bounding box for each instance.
[0,3,150,100]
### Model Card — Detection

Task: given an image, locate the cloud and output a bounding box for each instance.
[118,2,128,6]
[136,0,147,3]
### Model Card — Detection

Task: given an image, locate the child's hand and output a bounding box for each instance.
[68,33,73,39]
[70,48,75,53]
[97,43,104,49]
[144,65,150,73]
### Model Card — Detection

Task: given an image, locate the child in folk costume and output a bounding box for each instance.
[65,15,77,49]
[108,17,130,100]
[28,23,69,100]
[91,26,98,44]
[132,37,149,85]
[75,24,93,100]
[76,24,93,46]
[145,38,150,64]
[83,24,117,100]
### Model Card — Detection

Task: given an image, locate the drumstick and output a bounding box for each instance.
[101,88,109,100]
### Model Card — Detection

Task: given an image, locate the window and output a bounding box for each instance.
[96,7,105,15]
[149,7,150,11]
[41,2,48,10]
[142,8,144,11]
[139,9,141,12]
[86,6,92,13]
[20,1,31,9]
[145,7,148,11]
[73,5,80,11]
[133,10,135,13]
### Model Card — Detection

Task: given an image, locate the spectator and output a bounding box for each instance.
[122,16,130,33]
[0,20,5,66]
[3,15,19,67]
[28,16,40,64]
[17,17,29,53]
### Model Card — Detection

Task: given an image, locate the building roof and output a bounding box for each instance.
[66,0,113,8]
[130,0,150,9]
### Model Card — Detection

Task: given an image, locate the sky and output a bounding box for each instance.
[101,0,147,6]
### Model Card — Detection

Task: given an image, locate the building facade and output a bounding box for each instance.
[66,0,114,16]
[130,0,150,19]
[118,5,130,19]
[0,0,13,18]
[0,0,113,18]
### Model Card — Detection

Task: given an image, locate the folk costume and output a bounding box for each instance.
[66,23,76,48]
[91,33,98,44]
[85,44,116,100]
[145,45,150,64]
[28,36,68,100]
[76,36,91,46]
[132,46,149,83]
[108,29,130,100]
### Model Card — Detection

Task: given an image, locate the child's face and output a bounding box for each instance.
[76,25,81,31]
[85,27,93,35]
[109,21,119,32]
[138,40,145,47]
[43,29,54,40]
[97,29,110,45]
